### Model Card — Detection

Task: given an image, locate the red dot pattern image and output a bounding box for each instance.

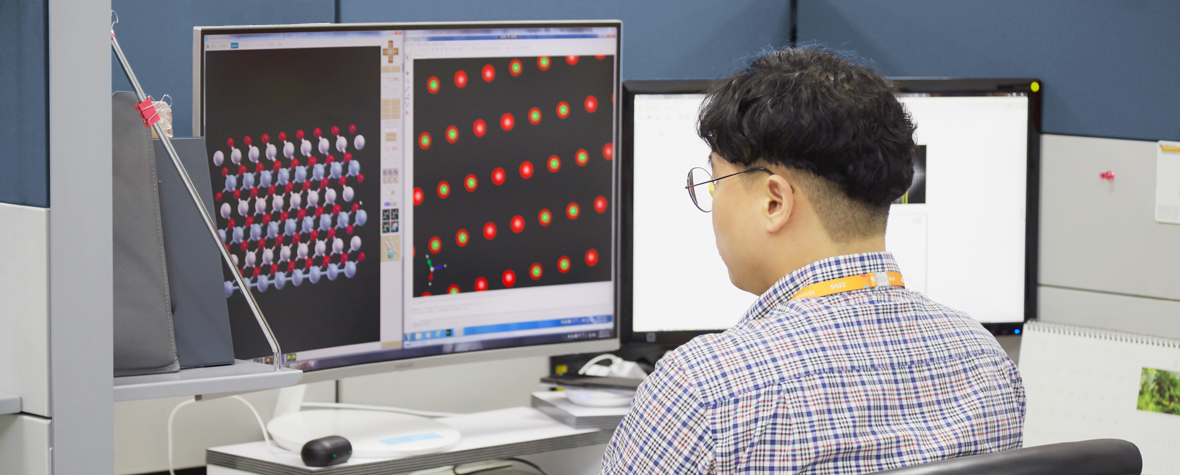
[475,277,488,291]
[500,113,515,131]
[413,187,424,206]
[594,196,608,213]
[584,95,598,113]
[482,64,496,82]
[454,70,468,88]
[585,249,599,266]
[473,119,487,137]
[502,269,516,287]
[602,142,614,160]
[491,167,506,185]
[519,161,534,179]
[510,215,525,233]
[483,222,497,240]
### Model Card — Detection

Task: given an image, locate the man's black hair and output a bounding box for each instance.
[698,46,916,241]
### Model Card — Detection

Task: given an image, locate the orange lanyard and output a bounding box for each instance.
[790,272,905,301]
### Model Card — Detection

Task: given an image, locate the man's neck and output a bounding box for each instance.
[756,235,886,294]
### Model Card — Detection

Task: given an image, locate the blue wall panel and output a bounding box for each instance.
[0,0,49,207]
[110,0,335,138]
[338,0,792,81]
[799,0,1180,141]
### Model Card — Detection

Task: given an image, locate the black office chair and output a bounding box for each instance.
[874,439,1142,475]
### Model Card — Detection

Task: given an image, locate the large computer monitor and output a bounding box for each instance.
[193,22,621,382]
[621,79,1039,346]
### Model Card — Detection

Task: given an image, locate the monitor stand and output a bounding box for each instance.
[266,385,461,458]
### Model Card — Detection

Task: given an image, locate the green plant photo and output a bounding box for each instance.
[1137,367,1180,416]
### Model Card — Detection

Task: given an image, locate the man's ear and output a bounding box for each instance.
[764,175,794,233]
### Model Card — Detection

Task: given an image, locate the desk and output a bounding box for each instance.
[207,407,613,474]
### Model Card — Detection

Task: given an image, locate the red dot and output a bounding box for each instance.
[349,124,357,134]
[602,142,614,160]
[427,76,440,93]
[519,161,534,179]
[278,131,287,142]
[584,95,598,113]
[358,252,365,262]
[447,285,460,294]
[500,113,515,131]
[296,130,305,141]
[491,167,506,185]
[418,132,432,150]
[556,101,570,119]
[595,55,605,60]
[566,55,579,65]
[483,222,497,240]
[537,57,551,70]
[456,229,469,247]
[227,137,235,148]
[313,128,322,138]
[547,155,561,173]
[566,202,580,220]
[330,126,339,136]
[473,119,487,137]
[530,263,543,280]
[261,133,270,144]
[475,277,488,291]
[413,187,424,205]
[423,292,432,297]
[502,269,516,287]
[558,256,572,273]
[454,70,468,88]
[528,107,542,125]
[437,181,451,198]
[358,173,364,183]
[215,192,222,201]
[510,215,525,233]
[594,196,608,213]
[343,153,352,163]
[585,249,599,267]
[326,154,335,164]
[445,126,459,143]
[464,174,478,192]
[509,59,523,76]
[482,64,496,82]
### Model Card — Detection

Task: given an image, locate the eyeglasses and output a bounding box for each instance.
[685,166,774,212]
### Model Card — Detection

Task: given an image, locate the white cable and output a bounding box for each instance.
[301,401,461,418]
[166,395,299,475]
[167,398,196,475]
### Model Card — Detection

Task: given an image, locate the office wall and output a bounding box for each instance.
[0,0,49,208]
[798,0,1180,142]
[109,0,335,139]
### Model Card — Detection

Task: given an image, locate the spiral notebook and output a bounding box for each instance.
[1020,321,1180,474]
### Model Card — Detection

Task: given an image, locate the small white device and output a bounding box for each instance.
[267,409,461,458]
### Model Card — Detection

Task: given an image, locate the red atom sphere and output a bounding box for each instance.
[428,236,442,253]
[261,133,270,144]
[566,202,580,220]
[594,196,608,213]
[558,256,572,273]
[575,149,589,166]
[447,285,460,295]
[528,107,542,125]
[483,222,497,240]
[475,277,488,292]
[445,126,459,143]
[330,126,339,136]
[556,101,570,119]
[464,174,478,192]
[510,215,525,233]
[427,76,440,94]
[602,142,614,160]
[509,59,523,76]
[519,161,534,179]
[473,119,487,137]
[584,95,598,113]
[437,181,451,199]
[566,55,579,65]
[349,124,357,134]
[413,187,424,206]
[502,269,516,287]
[529,263,543,280]
[547,155,561,173]
[296,130,305,141]
[419,132,432,150]
[226,137,235,148]
[537,56,551,70]
[313,128,322,138]
[585,249,600,267]
[456,229,470,247]
[481,64,495,82]
[538,208,552,226]
[278,131,287,142]
[454,70,468,88]
[500,113,514,131]
[491,167,506,185]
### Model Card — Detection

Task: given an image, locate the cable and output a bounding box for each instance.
[454,458,549,475]
[302,401,461,418]
[167,398,196,475]
[166,395,300,475]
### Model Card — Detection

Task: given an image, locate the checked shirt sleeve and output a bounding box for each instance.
[600,354,714,474]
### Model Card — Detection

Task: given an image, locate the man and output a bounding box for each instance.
[601,48,1024,474]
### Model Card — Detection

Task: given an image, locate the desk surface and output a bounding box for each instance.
[207,406,614,474]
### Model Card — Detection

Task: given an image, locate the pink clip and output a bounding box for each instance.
[1099,171,1115,181]
[135,97,161,128]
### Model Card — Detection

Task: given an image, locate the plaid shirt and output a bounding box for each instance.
[602,252,1024,474]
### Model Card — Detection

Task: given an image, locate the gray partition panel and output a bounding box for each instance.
[1039,134,1180,300]
[154,137,235,369]
[1038,286,1180,340]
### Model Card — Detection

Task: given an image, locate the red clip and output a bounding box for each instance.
[135,97,161,128]
[1099,171,1115,181]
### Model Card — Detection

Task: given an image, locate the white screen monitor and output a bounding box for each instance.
[194,22,621,381]
[621,79,1038,345]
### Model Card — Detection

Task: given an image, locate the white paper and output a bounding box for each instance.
[1154,141,1180,224]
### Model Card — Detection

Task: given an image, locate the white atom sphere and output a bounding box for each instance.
[255,199,267,215]
[336,135,347,153]
[350,236,361,252]
[220,203,231,219]
[265,143,277,161]
[213,150,225,166]
[297,243,308,259]
[300,140,312,157]
[344,261,357,279]
[315,240,326,256]
[280,245,291,262]
[308,190,320,207]
[275,273,286,290]
[283,142,295,159]
[330,162,342,179]
[232,227,244,243]
[290,193,303,209]
[293,269,304,286]
[272,195,284,213]
[257,274,269,292]
[319,214,332,231]
[249,224,262,241]
[343,186,354,202]
[353,134,365,150]
[231,148,242,165]
[336,213,348,228]
[327,264,339,281]
[262,248,274,265]
[248,146,260,163]
[332,238,344,254]
[356,209,368,226]
[218,229,227,243]
[348,160,360,176]
[325,188,337,205]
[318,137,329,155]
[242,173,255,189]
[245,250,256,267]
[237,200,249,217]
[309,267,321,284]
[225,174,238,191]
[230,254,239,267]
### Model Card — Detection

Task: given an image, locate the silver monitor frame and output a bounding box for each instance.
[192,20,622,384]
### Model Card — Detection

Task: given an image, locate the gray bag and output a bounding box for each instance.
[112,91,179,376]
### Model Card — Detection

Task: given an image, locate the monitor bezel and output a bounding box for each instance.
[620,78,1041,347]
[193,20,623,384]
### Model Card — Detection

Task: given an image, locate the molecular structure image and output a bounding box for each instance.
[413,55,614,296]
[211,125,369,297]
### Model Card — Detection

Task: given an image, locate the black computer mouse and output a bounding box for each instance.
[301,435,352,467]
